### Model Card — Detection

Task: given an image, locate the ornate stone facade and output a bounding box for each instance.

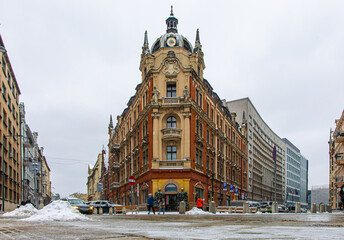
[107,9,247,209]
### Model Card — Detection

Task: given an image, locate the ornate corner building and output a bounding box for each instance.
[329,110,344,209]
[107,9,248,209]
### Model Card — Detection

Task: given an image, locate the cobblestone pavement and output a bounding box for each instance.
[1,212,344,239]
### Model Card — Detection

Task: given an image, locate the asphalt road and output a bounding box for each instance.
[1,212,344,239]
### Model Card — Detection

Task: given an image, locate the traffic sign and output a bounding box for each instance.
[273,146,276,162]
[128,176,136,186]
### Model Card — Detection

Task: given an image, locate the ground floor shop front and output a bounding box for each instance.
[108,169,247,210]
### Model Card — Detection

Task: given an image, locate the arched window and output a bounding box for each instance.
[165,184,177,192]
[167,116,176,128]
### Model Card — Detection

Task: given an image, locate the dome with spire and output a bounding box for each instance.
[151,6,194,54]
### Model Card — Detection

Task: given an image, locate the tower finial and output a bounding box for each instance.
[195,28,200,43]
[144,30,149,46]
[166,6,178,33]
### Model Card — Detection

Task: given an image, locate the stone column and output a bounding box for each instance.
[209,201,216,214]
[272,202,277,213]
[183,110,191,159]
[243,202,249,213]
[311,203,316,213]
[319,204,325,213]
[295,202,301,213]
[152,112,160,161]
[179,201,186,214]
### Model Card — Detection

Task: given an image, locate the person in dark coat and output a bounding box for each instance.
[147,193,155,214]
[340,186,344,210]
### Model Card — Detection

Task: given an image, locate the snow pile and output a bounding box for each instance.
[3,204,38,217]
[23,200,90,221]
[186,207,213,215]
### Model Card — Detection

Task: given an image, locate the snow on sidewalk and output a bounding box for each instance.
[3,204,38,217]
[185,207,214,215]
[22,200,90,221]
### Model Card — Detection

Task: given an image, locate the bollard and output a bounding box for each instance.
[243,202,249,213]
[99,207,103,215]
[311,203,316,213]
[228,207,233,213]
[109,207,113,215]
[93,207,98,215]
[209,201,216,214]
[179,201,186,214]
[295,202,301,213]
[122,207,127,215]
[272,202,277,213]
[319,204,325,213]
[326,205,332,213]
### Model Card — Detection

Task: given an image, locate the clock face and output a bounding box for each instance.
[167,37,176,47]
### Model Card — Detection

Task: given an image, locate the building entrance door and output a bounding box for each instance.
[165,194,177,211]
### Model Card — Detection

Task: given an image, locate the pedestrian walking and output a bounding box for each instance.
[147,193,155,214]
[158,197,166,215]
[340,186,344,210]
[196,197,203,210]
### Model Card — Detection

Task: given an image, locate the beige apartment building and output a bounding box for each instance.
[0,34,22,211]
[107,9,248,209]
[224,98,286,203]
[329,110,344,209]
[87,152,105,201]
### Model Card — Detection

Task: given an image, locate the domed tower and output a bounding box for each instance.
[108,7,248,208]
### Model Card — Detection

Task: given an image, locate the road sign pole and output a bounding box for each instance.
[131,185,134,214]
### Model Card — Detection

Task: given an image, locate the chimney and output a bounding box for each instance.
[231,112,237,123]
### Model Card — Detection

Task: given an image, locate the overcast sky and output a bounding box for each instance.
[0,0,343,197]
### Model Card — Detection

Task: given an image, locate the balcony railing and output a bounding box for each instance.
[110,162,120,171]
[162,97,181,105]
[110,182,120,190]
[335,153,344,165]
[335,176,344,186]
[336,131,344,143]
[161,128,182,141]
[110,144,120,153]
[156,159,191,169]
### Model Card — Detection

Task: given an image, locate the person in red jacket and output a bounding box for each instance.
[196,197,203,210]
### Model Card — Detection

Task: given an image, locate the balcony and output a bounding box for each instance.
[23,137,33,148]
[110,162,120,171]
[335,176,344,186]
[336,131,344,143]
[110,182,120,190]
[162,97,181,105]
[335,153,344,165]
[161,128,182,141]
[110,144,120,153]
[154,159,191,169]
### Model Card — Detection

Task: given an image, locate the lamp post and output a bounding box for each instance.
[260,174,264,201]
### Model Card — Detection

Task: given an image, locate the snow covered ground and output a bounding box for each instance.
[2,200,90,222]
[2,204,38,217]
[2,211,344,239]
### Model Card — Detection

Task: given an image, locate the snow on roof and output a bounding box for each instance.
[185,207,214,215]
[22,200,90,221]
[311,185,329,190]
[3,204,38,217]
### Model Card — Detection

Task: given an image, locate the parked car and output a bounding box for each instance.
[278,204,288,213]
[86,200,121,213]
[259,201,273,213]
[62,198,93,214]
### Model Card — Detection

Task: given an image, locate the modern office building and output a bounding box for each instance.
[300,154,308,205]
[311,185,329,205]
[107,9,248,210]
[329,110,344,209]
[224,97,286,203]
[0,34,22,211]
